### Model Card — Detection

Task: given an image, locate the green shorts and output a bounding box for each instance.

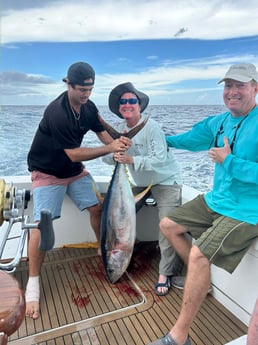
[167,194,258,273]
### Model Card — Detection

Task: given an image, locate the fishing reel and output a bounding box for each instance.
[0,179,31,226]
[0,178,54,273]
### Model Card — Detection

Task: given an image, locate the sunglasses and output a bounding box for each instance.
[119,98,138,105]
[213,113,248,152]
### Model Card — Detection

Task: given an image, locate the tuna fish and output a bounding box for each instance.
[99,116,150,283]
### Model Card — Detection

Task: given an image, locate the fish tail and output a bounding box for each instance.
[98,114,149,139]
[126,116,149,139]
[98,115,121,139]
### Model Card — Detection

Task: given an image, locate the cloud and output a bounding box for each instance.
[174,28,188,38]
[1,1,258,106]
[0,70,62,102]
[147,56,159,61]
[0,71,54,84]
[1,47,257,106]
[1,51,257,106]
[2,0,258,44]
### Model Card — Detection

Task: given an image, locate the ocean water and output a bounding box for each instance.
[0,104,226,192]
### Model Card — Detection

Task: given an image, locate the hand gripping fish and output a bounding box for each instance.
[99,116,151,283]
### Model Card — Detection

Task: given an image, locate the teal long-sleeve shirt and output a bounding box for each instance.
[166,107,258,225]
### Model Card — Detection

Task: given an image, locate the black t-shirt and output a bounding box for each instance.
[27,91,105,178]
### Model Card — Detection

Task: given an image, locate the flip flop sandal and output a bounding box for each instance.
[148,333,191,345]
[154,276,171,296]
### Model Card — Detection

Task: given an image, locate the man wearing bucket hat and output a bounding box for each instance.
[26,62,131,320]
[147,64,258,345]
[103,82,184,296]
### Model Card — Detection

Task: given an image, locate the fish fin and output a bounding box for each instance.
[134,181,153,205]
[98,115,121,139]
[98,115,149,139]
[126,116,149,139]
[92,181,104,204]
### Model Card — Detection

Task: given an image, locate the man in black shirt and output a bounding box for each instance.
[26,61,131,319]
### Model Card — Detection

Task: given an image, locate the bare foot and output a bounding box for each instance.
[25,301,40,319]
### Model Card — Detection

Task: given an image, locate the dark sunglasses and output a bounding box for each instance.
[213,114,248,152]
[119,98,138,105]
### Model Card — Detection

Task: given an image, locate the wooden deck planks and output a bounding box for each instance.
[7,245,247,345]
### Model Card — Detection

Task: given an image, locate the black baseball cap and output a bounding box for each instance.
[62,62,95,86]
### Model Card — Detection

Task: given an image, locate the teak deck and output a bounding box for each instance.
[9,243,247,345]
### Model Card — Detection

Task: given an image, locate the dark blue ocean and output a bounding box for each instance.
[0,104,226,192]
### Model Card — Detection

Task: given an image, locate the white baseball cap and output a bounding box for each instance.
[218,63,258,84]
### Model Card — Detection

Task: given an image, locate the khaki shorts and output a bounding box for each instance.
[167,194,258,273]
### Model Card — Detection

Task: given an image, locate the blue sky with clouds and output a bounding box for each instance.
[1,0,258,106]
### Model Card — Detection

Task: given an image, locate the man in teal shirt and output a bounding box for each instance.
[148,64,258,345]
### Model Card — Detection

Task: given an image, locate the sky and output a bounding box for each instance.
[0,0,258,106]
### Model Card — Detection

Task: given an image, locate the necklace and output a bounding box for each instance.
[70,105,81,120]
